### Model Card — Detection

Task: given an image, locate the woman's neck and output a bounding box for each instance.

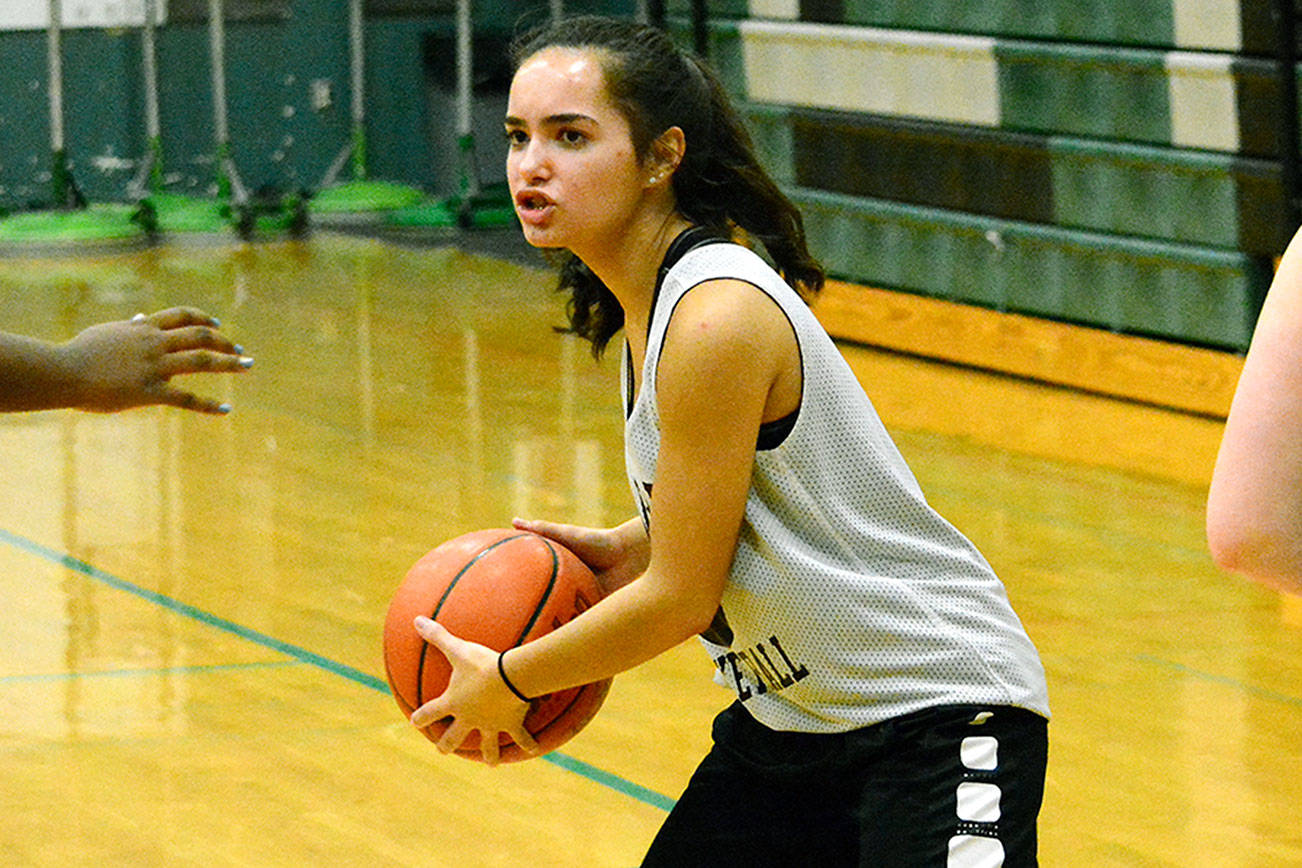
[578,210,694,348]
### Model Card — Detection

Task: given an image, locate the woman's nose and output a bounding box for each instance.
[512,140,550,183]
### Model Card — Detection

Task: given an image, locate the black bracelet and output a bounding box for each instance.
[497,649,531,703]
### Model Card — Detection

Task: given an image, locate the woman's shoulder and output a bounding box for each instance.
[670,240,775,283]
[663,242,797,313]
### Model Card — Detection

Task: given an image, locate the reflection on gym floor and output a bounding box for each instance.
[0,234,1297,866]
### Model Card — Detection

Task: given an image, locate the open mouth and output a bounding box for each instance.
[515,191,553,213]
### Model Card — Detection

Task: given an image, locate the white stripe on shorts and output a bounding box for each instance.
[947,834,1005,867]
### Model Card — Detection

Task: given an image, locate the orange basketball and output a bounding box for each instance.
[383,528,611,762]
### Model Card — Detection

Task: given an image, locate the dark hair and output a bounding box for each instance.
[510,15,825,357]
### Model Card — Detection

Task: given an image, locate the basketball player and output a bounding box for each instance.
[1207,228,1302,594]
[0,307,251,414]
[411,16,1050,866]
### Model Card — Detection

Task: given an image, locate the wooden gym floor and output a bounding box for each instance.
[0,234,1298,866]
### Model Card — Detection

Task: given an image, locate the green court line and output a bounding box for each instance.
[1136,654,1302,708]
[0,528,389,692]
[544,751,677,811]
[0,527,675,812]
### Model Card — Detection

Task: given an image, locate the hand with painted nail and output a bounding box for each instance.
[0,307,252,414]
[409,615,541,766]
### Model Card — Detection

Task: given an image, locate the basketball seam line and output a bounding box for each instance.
[513,538,559,645]
[416,533,530,706]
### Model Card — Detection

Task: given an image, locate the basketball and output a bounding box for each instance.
[383,528,612,762]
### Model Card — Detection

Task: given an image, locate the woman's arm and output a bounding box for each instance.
[412,279,798,761]
[1207,232,1302,593]
[0,308,250,414]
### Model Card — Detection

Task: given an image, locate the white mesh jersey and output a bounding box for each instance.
[622,241,1050,733]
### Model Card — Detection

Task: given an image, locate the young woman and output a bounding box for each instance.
[1207,227,1302,594]
[411,16,1050,865]
[0,307,251,414]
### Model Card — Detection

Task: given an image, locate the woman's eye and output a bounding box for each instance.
[505,129,528,147]
[560,129,586,146]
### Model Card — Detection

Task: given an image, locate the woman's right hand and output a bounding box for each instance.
[512,516,649,596]
[63,308,251,414]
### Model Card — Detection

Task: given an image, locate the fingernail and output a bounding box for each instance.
[211,317,222,327]
[414,615,431,627]
[234,344,244,354]
[218,403,233,414]
[239,357,254,368]
[131,312,147,323]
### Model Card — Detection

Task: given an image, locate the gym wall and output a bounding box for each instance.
[0,1,1289,354]
[0,1,633,211]
[667,0,1290,352]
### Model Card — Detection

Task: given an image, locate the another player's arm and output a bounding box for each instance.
[0,330,84,411]
[0,308,250,414]
[1207,233,1302,593]
[413,280,793,736]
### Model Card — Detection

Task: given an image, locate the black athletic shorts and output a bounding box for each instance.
[642,701,1048,867]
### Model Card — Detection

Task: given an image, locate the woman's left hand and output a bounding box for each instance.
[409,616,540,766]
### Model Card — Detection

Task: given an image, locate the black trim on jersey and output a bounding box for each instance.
[636,226,802,451]
[651,225,734,342]
[625,225,732,421]
[757,410,798,450]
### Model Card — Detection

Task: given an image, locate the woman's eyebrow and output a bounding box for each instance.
[504,112,599,127]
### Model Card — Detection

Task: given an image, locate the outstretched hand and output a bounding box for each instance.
[409,616,540,766]
[64,307,252,414]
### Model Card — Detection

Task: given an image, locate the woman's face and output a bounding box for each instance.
[505,48,650,254]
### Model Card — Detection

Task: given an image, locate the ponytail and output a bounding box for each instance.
[673,53,823,299]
